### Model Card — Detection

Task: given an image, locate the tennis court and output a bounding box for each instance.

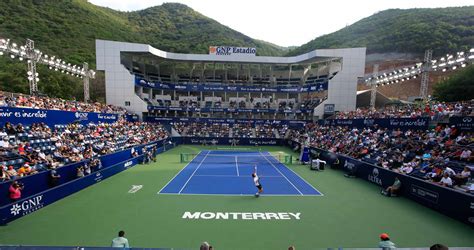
[159,150,322,196]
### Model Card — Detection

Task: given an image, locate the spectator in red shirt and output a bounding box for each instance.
[9,181,23,202]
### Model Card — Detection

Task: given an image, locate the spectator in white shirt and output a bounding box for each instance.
[111,230,129,248]
[460,149,472,161]
[443,166,456,177]
[0,137,10,149]
[454,166,471,186]
[400,164,413,174]
[438,173,453,187]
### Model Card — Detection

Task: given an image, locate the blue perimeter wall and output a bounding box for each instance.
[286,140,474,226]
[1,135,473,226]
[0,107,119,127]
[0,139,174,224]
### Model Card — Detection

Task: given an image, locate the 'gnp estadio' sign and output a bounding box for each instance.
[209,46,256,56]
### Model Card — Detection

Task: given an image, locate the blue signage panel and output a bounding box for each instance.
[176,137,285,146]
[147,106,313,114]
[0,140,174,224]
[145,117,310,128]
[288,140,474,225]
[0,107,118,127]
[135,77,328,93]
[319,118,430,130]
[449,116,474,131]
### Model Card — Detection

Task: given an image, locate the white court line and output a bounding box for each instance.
[178,151,210,194]
[193,174,282,178]
[159,192,322,197]
[157,151,202,194]
[260,152,303,195]
[264,152,324,196]
[235,156,240,176]
[205,154,263,157]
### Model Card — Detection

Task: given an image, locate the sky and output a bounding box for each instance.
[89,0,473,47]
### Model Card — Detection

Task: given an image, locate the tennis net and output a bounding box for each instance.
[180,152,293,164]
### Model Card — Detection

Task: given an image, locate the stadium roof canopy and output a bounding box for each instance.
[118,43,345,80]
[121,46,341,65]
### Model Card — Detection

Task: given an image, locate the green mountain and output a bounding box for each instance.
[287,7,474,56]
[0,0,284,100]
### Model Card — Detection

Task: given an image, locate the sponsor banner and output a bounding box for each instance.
[319,117,430,130]
[0,140,166,207]
[1,157,139,224]
[125,114,139,122]
[145,117,309,128]
[178,137,284,146]
[410,184,439,204]
[449,116,474,131]
[289,140,474,225]
[0,107,118,127]
[0,140,174,224]
[324,104,335,114]
[136,77,328,93]
[209,46,256,56]
[147,106,313,114]
[182,211,301,220]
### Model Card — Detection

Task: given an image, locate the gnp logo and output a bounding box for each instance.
[10,195,44,216]
[363,119,375,126]
[344,160,355,171]
[124,160,133,168]
[462,117,472,123]
[94,172,103,182]
[209,46,256,56]
[74,112,88,120]
[368,168,382,185]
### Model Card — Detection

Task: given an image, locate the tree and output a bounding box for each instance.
[433,65,474,102]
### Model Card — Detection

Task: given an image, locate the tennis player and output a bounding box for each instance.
[252,165,263,197]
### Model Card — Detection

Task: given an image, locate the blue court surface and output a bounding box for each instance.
[159,150,322,196]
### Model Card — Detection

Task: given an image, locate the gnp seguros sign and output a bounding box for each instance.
[209,46,256,56]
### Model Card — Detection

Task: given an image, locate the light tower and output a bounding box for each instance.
[25,39,40,95]
[419,49,433,101]
[82,62,96,102]
[369,64,379,109]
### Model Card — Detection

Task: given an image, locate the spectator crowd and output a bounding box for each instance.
[173,122,288,138]
[0,92,127,114]
[1,120,168,182]
[333,101,472,120]
[289,122,473,190]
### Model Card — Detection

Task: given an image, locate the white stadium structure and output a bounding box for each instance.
[96,40,366,119]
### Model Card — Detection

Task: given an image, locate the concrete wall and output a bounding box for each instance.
[314,48,367,117]
[96,40,366,117]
